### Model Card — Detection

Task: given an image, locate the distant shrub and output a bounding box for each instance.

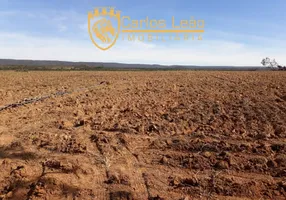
[261,57,286,71]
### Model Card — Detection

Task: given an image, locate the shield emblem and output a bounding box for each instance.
[88,8,121,51]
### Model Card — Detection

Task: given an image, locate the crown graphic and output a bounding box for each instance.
[88,7,121,19]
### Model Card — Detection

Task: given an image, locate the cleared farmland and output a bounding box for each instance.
[0,71,285,200]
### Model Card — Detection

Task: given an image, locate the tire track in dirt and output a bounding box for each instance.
[90,132,149,200]
[89,135,110,200]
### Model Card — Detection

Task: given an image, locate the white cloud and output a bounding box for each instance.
[0,11,17,16]
[58,24,67,32]
[0,10,35,18]
[208,30,286,46]
[0,31,286,66]
[79,22,88,31]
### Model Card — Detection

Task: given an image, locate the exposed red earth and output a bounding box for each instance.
[0,71,285,200]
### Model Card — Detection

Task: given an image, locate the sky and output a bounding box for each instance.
[0,0,286,66]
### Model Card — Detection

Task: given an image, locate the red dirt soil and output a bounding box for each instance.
[0,71,285,200]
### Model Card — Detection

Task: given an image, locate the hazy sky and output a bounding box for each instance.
[0,0,285,66]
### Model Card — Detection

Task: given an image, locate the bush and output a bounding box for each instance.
[261,57,286,70]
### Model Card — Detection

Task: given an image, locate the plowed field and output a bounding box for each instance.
[0,71,285,200]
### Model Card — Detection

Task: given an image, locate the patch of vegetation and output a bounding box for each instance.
[261,57,286,71]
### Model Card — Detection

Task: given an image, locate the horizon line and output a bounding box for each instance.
[0,58,264,67]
